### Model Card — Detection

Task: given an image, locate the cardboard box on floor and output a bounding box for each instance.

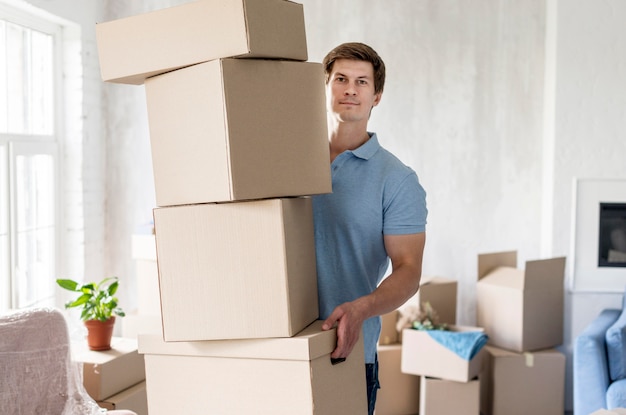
[376,344,420,415]
[480,345,565,415]
[420,376,480,415]
[401,326,485,383]
[97,381,148,415]
[138,321,367,415]
[96,0,307,84]
[153,197,319,341]
[146,59,331,207]
[72,337,146,401]
[476,251,566,352]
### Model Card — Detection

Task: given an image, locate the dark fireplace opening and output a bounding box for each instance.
[598,202,626,267]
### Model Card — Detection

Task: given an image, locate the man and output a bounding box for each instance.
[313,42,427,414]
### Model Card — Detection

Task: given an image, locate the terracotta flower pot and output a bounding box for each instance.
[84,317,116,351]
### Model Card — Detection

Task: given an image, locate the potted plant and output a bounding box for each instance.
[56,276,126,351]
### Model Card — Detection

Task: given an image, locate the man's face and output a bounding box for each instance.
[326,59,382,124]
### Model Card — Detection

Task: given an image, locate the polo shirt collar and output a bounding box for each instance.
[351,132,380,160]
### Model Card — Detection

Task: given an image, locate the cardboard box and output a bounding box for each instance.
[480,345,565,415]
[146,58,331,207]
[416,276,458,325]
[590,410,626,415]
[379,310,399,345]
[401,326,485,383]
[96,0,307,84]
[476,251,566,352]
[138,320,367,415]
[72,337,146,401]
[97,381,148,415]
[420,377,480,415]
[376,344,420,415]
[153,197,319,341]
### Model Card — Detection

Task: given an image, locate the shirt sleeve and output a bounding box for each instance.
[382,171,427,235]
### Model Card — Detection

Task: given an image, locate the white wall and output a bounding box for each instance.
[553,0,626,409]
[12,0,626,411]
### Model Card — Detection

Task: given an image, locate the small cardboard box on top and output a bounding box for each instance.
[401,326,485,383]
[420,376,480,415]
[480,345,566,415]
[96,0,308,84]
[72,337,146,401]
[153,197,318,342]
[476,251,566,352]
[138,321,367,415]
[146,58,331,207]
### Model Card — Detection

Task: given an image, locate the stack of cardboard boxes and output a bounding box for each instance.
[476,251,567,415]
[397,277,483,415]
[72,337,147,414]
[96,0,367,413]
[379,277,462,415]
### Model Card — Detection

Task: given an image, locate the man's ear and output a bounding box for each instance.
[373,92,383,107]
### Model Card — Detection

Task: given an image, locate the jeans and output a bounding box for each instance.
[365,355,380,415]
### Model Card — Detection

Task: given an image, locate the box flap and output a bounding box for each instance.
[139,320,336,361]
[479,266,525,290]
[420,275,456,285]
[523,257,566,290]
[477,251,517,281]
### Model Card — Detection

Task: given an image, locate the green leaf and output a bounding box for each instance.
[108,280,119,296]
[65,293,91,308]
[56,279,79,291]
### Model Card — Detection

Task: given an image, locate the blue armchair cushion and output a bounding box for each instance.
[574,309,621,415]
[606,295,626,381]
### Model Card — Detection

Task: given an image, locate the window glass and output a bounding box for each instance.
[2,20,54,135]
[13,151,55,308]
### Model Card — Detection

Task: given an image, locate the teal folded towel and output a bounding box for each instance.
[427,330,489,360]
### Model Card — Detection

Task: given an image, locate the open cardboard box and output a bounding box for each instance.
[138,321,367,415]
[415,275,458,325]
[96,0,307,84]
[401,325,485,383]
[476,251,566,352]
[146,58,331,207]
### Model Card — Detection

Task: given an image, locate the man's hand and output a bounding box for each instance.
[322,300,368,359]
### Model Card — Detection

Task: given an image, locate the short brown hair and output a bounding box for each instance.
[322,42,386,94]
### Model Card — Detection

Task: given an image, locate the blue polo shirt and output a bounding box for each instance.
[312,133,427,363]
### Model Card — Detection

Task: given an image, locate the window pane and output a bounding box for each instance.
[14,152,55,308]
[29,29,53,135]
[1,20,53,135]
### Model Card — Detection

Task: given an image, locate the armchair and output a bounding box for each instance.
[574,293,626,415]
[0,307,137,415]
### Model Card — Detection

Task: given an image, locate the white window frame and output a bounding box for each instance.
[0,3,64,312]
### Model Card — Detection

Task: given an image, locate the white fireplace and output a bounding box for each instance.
[571,178,626,292]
